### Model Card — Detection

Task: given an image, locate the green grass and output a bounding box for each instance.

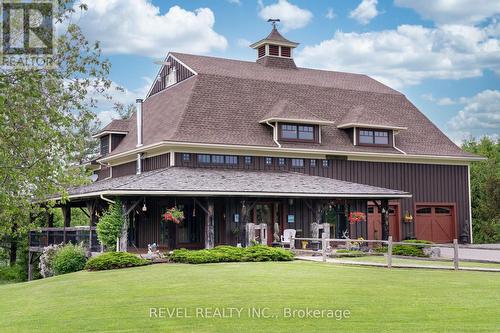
[0,261,499,332]
[333,255,500,269]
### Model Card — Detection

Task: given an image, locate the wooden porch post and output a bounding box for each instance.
[61,204,71,243]
[86,200,97,252]
[119,201,132,252]
[381,199,389,241]
[62,205,71,227]
[205,199,215,249]
[46,208,54,228]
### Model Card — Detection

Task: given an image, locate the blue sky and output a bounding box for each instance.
[76,0,500,144]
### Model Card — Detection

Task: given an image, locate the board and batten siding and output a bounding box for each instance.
[148,57,195,97]
[175,153,470,240]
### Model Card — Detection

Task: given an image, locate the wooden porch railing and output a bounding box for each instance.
[29,226,101,252]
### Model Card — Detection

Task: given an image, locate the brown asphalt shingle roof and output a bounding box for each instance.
[108,52,475,158]
[338,105,406,129]
[67,167,410,198]
[97,119,130,134]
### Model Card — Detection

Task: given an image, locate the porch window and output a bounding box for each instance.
[182,153,191,161]
[211,155,225,164]
[198,154,211,163]
[291,159,304,167]
[265,157,273,165]
[245,156,252,165]
[310,159,316,167]
[322,160,329,167]
[225,155,238,165]
[359,129,390,145]
[278,158,286,166]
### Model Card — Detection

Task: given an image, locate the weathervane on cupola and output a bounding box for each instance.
[267,18,280,28]
[250,18,299,69]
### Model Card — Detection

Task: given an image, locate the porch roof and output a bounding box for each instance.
[61,167,411,200]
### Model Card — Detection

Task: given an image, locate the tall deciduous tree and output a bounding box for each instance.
[0,2,112,264]
[462,137,500,243]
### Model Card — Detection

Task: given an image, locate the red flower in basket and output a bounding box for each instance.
[348,212,366,224]
[162,207,185,224]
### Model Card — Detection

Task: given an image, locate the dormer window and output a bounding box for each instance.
[279,123,316,142]
[358,129,391,146]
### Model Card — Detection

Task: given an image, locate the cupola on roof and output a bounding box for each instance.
[250,21,299,69]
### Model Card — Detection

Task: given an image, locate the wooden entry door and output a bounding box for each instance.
[368,204,400,241]
[415,205,455,243]
[253,203,279,245]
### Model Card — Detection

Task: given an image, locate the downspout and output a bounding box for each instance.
[393,131,407,155]
[100,194,115,204]
[266,121,281,148]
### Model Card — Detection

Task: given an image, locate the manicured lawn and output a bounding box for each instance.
[0,261,499,332]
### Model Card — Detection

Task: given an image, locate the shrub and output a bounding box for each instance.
[97,200,124,251]
[375,240,432,257]
[334,249,366,257]
[0,265,25,283]
[84,252,150,271]
[39,243,63,278]
[52,244,88,275]
[170,245,294,264]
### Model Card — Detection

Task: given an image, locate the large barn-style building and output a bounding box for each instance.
[32,27,482,259]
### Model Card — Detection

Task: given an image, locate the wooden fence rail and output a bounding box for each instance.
[291,236,465,270]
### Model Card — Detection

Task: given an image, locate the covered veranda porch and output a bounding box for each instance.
[34,167,411,253]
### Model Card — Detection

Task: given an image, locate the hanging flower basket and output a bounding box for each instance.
[348,212,366,224]
[403,212,414,223]
[162,206,185,224]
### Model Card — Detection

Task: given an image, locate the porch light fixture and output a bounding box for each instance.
[288,198,294,206]
[142,198,147,212]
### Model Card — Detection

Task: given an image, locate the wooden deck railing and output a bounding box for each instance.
[29,226,101,252]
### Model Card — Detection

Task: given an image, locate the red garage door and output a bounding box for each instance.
[415,205,455,243]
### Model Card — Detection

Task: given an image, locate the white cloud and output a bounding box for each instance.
[448,90,500,131]
[395,0,500,25]
[422,94,457,106]
[227,0,241,5]
[326,8,336,20]
[349,0,379,25]
[92,78,152,126]
[295,23,500,88]
[71,0,227,58]
[258,0,313,32]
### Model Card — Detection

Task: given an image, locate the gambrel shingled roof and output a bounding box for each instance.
[107,52,475,159]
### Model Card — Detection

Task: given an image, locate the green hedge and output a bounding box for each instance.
[84,252,150,271]
[170,245,294,264]
[0,265,25,283]
[375,240,433,257]
[53,244,88,275]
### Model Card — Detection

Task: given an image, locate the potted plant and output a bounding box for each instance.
[404,211,413,223]
[348,212,366,224]
[161,206,185,224]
